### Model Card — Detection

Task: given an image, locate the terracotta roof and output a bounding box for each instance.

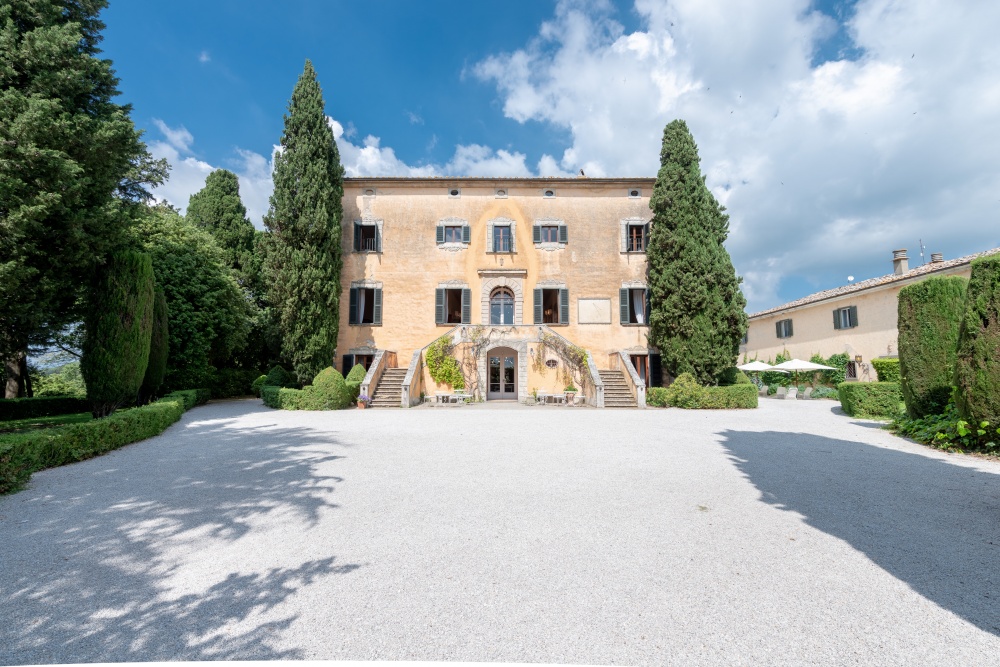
[749,247,1000,319]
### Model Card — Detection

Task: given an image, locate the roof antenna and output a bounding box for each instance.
[919,239,926,266]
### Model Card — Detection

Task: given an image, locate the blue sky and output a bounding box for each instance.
[100,0,1000,312]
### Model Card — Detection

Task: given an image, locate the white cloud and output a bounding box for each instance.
[406,111,424,125]
[152,118,194,153]
[198,50,211,64]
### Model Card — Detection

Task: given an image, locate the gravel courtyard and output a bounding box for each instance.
[1,398,998,665]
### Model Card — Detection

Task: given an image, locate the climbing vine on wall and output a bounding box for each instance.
[427,335,465,389]
[539,332,589,391]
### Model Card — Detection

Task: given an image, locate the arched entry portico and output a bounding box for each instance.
[486,346,518,400]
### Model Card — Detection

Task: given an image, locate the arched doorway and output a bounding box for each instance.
[487,346,518,400]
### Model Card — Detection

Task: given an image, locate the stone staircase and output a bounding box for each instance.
[370,368,406,408]
[599,370,638,408]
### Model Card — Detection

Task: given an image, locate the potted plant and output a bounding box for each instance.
[564,384,578,405]
[357,394,371,409]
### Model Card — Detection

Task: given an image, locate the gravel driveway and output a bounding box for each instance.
[1,398,998,665]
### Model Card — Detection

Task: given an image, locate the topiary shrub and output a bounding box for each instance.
[264,365,298,388]
[251,374,268,397]
[303,367,347,410]
[701,384,758,409]
[660,373,756,409]
[837,382,903,419]
[871,358,901,384]
[954,254,1000,427]
[664,373,706,408]
[342,364,367,406]
[717,367,751,386]
[897,275,967,418]
[647,386,668,407]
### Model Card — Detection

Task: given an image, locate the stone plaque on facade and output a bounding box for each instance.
[578,298,611,324]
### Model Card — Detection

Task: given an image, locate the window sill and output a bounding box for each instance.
[486,251,517,255]
[436,242,469,251]
[621,250,647,255]
[353,250,382,255]
[539,322,569,326]
[534,243,566,251]
[438,322,467,327]
[620,323,650,327]
[349,323,382,327]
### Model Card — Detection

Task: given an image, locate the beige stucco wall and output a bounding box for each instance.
[741,265,972,371]
[335,178,656,377]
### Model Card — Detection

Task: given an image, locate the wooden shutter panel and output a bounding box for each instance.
[533,288,543,324]
[533,224,542,244]
[833,309,841,330]
[650,354,663,388]
[341,354,354,375]
[372,288,383,326]
[620,288,630,324]
[849,305,858,328]
[620,222,628,253]
[436,225,445,244]
[643,223,650,249]
[461,288,471,324]
[509,223,515,251]
[776,321,783,338]
[461,224,470,244]
[486,223,494,252]
[559,288,569,325]
[375,224,382,252]
[787,320,793,337]
[645,288,651,323]
[349,288,358,325]
[435,288,445,325]
[558,224,568,244]
[353,221,361,251]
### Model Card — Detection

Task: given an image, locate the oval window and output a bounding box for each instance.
[496,189,506,197]
[630,189,640,197]
[364,188,375,196]
[545,359,558,369]
[449,188,460,196]
[544,189,555,197]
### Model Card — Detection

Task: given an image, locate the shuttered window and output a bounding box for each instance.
[436,287,471,325]
[349,287,382,325]
[533,223,567,245]
[437,224,470,245]
[833,306,858,329]
[776,319,793,338]
[619,288,650,324]
[353,222,381,252]
[626,223,648,252]
[534,288,569,325]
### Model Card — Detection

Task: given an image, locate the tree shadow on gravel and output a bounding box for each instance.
[719,430,1000,637]
[0,401,361,664]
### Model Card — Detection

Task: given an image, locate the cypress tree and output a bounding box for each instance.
[138,287,169,405]
[897,276,966,418]
[647,120,747,385]
[186,169,258,290]
[81,251,155,418]
[954,254,1000,426]
[263,60,344,384]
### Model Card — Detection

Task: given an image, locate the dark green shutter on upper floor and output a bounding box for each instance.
[461,288,471,324]
[436,226,445,244]
[435,288,445,324]
[462,225,470,244]
[620,288,630,324]
[533,288,543,324]
[559,288,569,324]
[558,224,568,244]
[849,305,858,328]
[372,288,382,326]
[348,287,358,325]
[533,225,542,244]
[833,309,841,330]
[353,222,361,251]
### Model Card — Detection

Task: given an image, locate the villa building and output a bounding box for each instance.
[334,177,660,407]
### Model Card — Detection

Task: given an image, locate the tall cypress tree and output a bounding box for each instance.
[0,0,165,393]
[647,120,747,386]
[186,169,258,290]
[263,61,344,383]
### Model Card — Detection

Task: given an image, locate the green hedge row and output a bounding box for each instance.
[647,373,757,409]
[261,365,366,411]
[871,358,900,384]
[0,397,91,421]
[837,382,902,419]
[0,389,210,494]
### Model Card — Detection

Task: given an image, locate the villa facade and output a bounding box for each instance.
[334,177,660,407]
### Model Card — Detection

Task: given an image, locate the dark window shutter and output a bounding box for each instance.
[643,223,650,249]
[435,288,445,324]
[559,288,569,324]
[645,288,651,323]
[349,288,358,325]
[620,288,630,324]
[532,224,542,244]
[462,224,470,244]
[376,225,382,252]
[776,321,783,338]
[833,310,841,330]
[849,305,858,328]
[373,288,383,326]
[787,320,793,337]
[558,224,568,244]
[342,354,354,375]
[436,225,445,244]
[650,354,663,388]
[461,288,471,324]
[353,222,361,251]
[533,288,543,324]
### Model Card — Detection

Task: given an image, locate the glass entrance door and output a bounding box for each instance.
[487,347,517,400]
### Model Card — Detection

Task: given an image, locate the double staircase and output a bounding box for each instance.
[599,370,638,408]
[370,368,407,408]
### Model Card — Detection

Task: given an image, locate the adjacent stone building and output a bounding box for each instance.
[335,177,660,406]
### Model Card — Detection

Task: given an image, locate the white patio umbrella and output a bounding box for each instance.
[772,358,835,385]
[737,360,786,372]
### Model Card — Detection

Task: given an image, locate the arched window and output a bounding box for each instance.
[490,287,515,325]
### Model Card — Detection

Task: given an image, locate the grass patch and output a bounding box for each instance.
[0,412,92,434]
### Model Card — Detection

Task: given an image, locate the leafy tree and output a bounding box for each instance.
[954,254,1000,426]
[81,251,155,417]
[0,0,166,393]
[134,205,248,390]
[138,287,169,404]
[897,276,966,418]
[647,120,747,385]
[263,60,344,384]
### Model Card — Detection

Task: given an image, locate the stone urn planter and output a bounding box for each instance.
[564,389,578,405]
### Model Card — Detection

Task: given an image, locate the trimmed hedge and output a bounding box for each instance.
[717,367,752,386]
[871,358,900,384]
[651,373,758,409]
[647,386,668,407]
[264,365,298,388]
[954,254,1000,428]
[251,374,268,397]
[897,275,967,418]
[0,397,91,421]
[837,382,902,419]
[0,388,210,494]
[702,384,758,409]
[261,365,367,410]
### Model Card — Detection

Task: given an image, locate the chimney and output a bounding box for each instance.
[892,249,909,275]
[930,252,944,263]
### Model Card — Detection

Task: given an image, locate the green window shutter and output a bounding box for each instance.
[461,288,471,324]
[558,224,568,244]
[849,305,858,328]
[376,225,382,252]
[435,288,445,325]
[645,288,651,323]
[776,321,783,338]
[349,288,358,325]
[787,320,793,337]
[353,222,361,252]
[532,224,542,244]
[533,288,543,324]
[461,224,470,244]
[620,288,630,324]
[559,288,569,324]
[643,223,650,249]
[486,223,494,252]
[341,354,354,375]
[436,225,445,244]
[373,288,383,326]
[833,309,841,330]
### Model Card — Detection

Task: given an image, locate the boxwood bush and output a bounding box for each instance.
[871,358,900,384]
[0,389,210,494]
[837,382,903,419]
[954,254,1000,428]
[0,397,91,421]
[651,373,757,409]
[261,365,367,410]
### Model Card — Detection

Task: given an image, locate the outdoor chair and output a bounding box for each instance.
[784,387,798,400]
[803,387,813,399]
[775,387,787,399]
